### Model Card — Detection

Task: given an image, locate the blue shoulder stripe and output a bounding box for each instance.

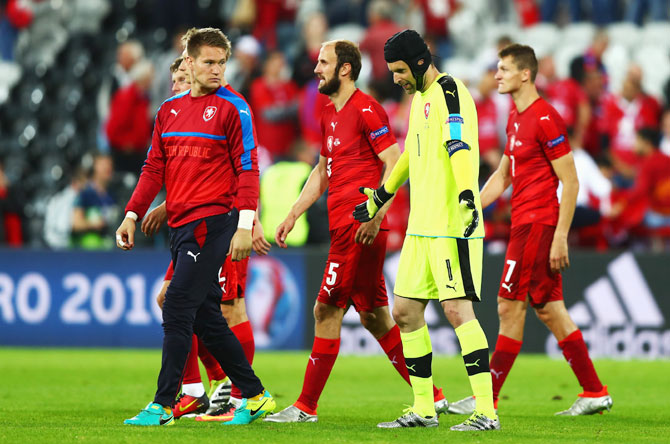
[161,132,227,140]
[215,87,256,171]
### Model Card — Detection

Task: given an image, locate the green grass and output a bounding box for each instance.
[0,348,667,443]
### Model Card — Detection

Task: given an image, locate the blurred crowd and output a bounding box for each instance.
[1,0,670,252]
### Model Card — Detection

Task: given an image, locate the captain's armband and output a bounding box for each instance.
[445,139,471,157]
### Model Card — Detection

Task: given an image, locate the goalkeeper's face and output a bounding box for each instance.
[495,56,523,95]
[387,60,416,95]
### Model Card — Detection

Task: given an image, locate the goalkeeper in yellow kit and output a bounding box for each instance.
[353,29,499,431]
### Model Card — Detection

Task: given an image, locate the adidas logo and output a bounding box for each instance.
[546,252,668,358]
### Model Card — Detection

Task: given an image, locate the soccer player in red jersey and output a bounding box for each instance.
[142,54,271,421]
[448,44,613,417]
[116,27,275,426]
[264,39,448,424]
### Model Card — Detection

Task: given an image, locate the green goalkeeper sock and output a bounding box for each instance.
[401,325,435,418]
[455,319,496,419]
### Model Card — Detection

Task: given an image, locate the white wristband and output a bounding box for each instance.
[125,211,138,221]
[238,209,255,230]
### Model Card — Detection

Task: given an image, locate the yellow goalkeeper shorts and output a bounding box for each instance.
[394,235,482,302]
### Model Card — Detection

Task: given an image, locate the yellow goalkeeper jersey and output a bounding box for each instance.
[404,73,484,238]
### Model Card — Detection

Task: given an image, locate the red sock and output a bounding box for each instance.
[229,321,256,399]
[377,325,443,401]
[295,337,340,414]
[197,337,226,382]
[182,334,202,384]
[490,335,523,404]
[377,325,411,385]
[558,330,604,394]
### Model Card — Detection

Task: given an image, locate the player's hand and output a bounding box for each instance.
[354,219,381,245]
[459,190,479,238]
[141,202,167,236]
[353,185,394,223]
[549,234,570,273]
[252,221,271,255]
[275,215,296,248]
[228,228,252,261]
[115,217,136,250]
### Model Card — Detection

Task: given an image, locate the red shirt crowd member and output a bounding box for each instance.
[601,66,661,175]
[250,51,300,158]
[450,43,613,418]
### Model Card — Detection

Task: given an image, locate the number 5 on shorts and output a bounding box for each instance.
[326,262,340,286]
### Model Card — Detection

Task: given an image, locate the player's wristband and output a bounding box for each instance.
[238,209,255,230]
[459,190,475,204]
[125,211,138,221]
[374,185,394,207]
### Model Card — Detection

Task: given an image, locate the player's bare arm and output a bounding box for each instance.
[480,154,512,208]
[141,201,167,236]
[275,155,328,248]
[229,227,253,261]
[252,218,271,255]
[549,152,579,273]
[355,144,401,245]
[115,216,136,250]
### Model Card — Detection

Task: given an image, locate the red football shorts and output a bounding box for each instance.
[163,255,249,302]
[498,223,562,306]
[317,223,388,313]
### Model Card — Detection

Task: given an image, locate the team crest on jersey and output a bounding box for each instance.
[327,136,340,152]
[203,106,217,121]
[424,103,431,118]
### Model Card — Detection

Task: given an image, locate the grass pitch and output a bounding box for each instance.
[0,347,667,443]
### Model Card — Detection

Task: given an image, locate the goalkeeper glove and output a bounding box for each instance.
[459,189,479,238]
[353,186,394,222]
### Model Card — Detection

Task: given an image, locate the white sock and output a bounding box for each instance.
[182,383,205,397]
[230,396,241,408]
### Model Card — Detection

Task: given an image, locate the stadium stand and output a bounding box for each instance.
[0,0,669,251]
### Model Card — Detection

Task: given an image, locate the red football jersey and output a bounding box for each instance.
[126,85,259,227]
[504,98,571,227]
[319,89,396,230]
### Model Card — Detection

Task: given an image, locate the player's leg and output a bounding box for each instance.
[265,300,344,423]
[377,295,439,428]
[349,228,445,409]
[222,258,255,405]
[359,306,448,413]
[194,290,274,425]
[126,216,232,426]
[434,238,498,431]
[377,235,439,428]
[188,213,273,425]
[450,223,548,415]
[174,334,210,418]
[266,225,355,423]
[534,300,612,415]
[156,280,169,309]
[489,297,526,407]
[524,223,611,415]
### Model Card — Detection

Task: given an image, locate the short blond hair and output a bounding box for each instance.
[183,27,231,60]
